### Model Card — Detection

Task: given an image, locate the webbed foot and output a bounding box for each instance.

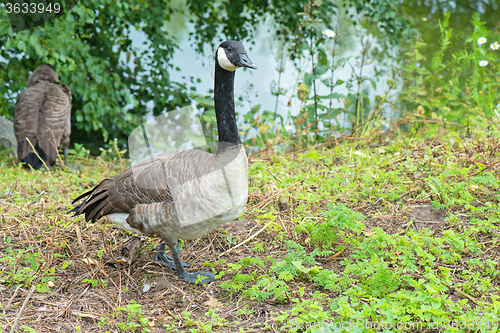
[153,243,189,269]
[165,242,216,285]
[178,270,216,285]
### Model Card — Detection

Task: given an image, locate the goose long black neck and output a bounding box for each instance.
[214,62,241,154]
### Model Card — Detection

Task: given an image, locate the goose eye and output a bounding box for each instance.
[227,47,232,52]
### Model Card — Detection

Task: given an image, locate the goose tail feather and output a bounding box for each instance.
[69,179,115,222]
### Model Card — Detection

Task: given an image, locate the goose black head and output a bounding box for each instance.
[216,41,257,72]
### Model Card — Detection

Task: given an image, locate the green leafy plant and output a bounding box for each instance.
[274,293,335,333]
[180,308,227,332]
[0,246,61,293]
[82,278,106,288]
[68,143,90,159]
[100,300,151,332]
[21,326,37,333]
[298,203,366,249]
[400,12,500,130]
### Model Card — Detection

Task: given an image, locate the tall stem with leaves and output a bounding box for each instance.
[309,27,319,138]
[329,19,340,110]
[273,44,286,122]
[354,37,369,129]
[274,69,283,121]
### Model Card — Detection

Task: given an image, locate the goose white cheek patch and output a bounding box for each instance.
[217,48,239,71]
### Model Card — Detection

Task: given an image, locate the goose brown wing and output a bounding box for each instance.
[14,86,43,162]
[36,82,72,166]
[71,149,216,223]
[14,81,72,166]
[56,83,72,151]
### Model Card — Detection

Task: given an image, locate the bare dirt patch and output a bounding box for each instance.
[410,204,447,232]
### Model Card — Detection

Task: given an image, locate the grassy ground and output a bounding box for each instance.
[1,123,500,332]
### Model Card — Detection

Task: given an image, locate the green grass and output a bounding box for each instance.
[0,122,499,332]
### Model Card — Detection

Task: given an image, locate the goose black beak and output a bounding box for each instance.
[237,54,257,69]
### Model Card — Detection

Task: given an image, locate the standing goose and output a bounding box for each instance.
[70,41,256,284]
[14,64,72,169]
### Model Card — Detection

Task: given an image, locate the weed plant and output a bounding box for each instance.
[400,13,500,131]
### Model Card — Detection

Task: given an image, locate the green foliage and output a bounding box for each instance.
[252,241,265,253]
[220,257,291,303]
[299,203,365,248]
[98,138,127,161]
[401,0,500,74]
[100,300,151,332]
[219,256,293,303]
[235,0,410,151]
[270,241,325,279]
[0,0,190,151]
[241,127,500,331]
[245,276,289,303]
[83,278,107,288]
[274,293,335,333]
[0,0,414,153]
[0,147,16,168]
[0,245,62,293]
[181,308,228,332]
[21,326,37,333]
[1,3,500,324]
[1,121,499,330]
[400,12,500,128]
[188,0,412,58]
[68,142,91,159]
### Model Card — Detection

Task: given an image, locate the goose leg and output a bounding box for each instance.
[169,243,215,285]
[153,243,189,269]
[64,149,69,167]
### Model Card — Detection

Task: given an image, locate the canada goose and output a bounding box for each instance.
[70,41,256,284]
[14,64,72,170]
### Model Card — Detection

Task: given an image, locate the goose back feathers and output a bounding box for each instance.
[14,64,72,169]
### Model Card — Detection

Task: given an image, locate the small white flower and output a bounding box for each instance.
[284,125,293,131]
[479,60,488,67]
[496,103,500,109]
[490,41,500,50]
[477,37,487,45]
[322,29,335,38]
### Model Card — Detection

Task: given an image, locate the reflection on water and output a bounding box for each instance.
[124,2,391,131]
[124,0,500,134]
[402,0,499,62]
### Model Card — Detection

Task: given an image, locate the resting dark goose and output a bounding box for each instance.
[70,41,256,284]
[14,64,72,169]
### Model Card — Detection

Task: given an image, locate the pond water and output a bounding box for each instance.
[129,0,500,136]
[126,7,393,133]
